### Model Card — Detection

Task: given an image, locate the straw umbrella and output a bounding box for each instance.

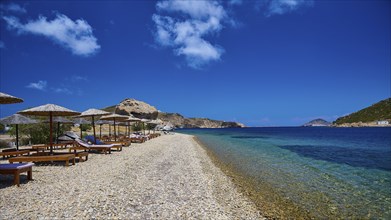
[100,114,129,141]
[0,114,37,150]
[73,118,91,139]
[140,119,150,135]
[125,114,141,136]
[78,109,110,144]
[45,117,74,144]
[0,92,23,104]
[18,104,80,154]
[95,120,110,139]
[116,121,126,137]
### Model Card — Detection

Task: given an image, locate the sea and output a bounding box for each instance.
[178,127,391,219]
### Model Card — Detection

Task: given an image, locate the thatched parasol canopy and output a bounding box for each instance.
[0,114,37,125]
[126,114,141,122]
[73,118,91,139]
[95,120,110,139]
[100,113,129,121]
[18,104,80,117]
[44,117,74,144]
[0,114,38,150]
[72,118,91,125]
[0,92,23,104]
[100,114,129,141]
[78,109,110,117]
[77,109,110,144]
[18,104,80,154]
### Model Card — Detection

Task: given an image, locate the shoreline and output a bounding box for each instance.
[192,136,314,219]
[0,133,262,219]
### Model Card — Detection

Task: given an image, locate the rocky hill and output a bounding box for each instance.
[334,98,391,125]
[103,98,244,128]
[303,119,331,127]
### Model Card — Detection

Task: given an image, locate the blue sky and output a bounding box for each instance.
[0,0,390,126]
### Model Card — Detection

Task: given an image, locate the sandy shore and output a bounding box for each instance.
[0,133,263,219]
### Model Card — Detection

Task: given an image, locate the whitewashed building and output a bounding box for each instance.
[377,120,389,125]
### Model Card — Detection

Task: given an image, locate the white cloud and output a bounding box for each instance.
[0,41,4,49]
[228,0,243,6]
[0,3,26,14]
[70,75,88,82]
[152,0,229,68]
[262,0,313,16]
[26,80,47,91]
[3,13,100,56]
[157,0,226,20]
[53,87,73,95]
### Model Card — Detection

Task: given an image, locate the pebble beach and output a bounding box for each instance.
[0,133,263,219]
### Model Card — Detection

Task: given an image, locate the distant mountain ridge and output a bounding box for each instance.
[334,98,391,125]
[303,119,331,127]
[102,98,244,128]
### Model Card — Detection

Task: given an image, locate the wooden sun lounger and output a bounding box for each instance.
[102,142,125,151]
[29,145,47,152]
[72,141,112,155]
[0,163,33,186]
[1,150,30,159]
[128,137,145,143]
[9,154,76,167]
[33,152,89,162]
[51,143,70,149]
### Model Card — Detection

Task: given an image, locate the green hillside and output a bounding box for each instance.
[102,105,116,113]
[334,98,391,124]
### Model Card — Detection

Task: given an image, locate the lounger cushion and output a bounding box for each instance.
[0,163,34,170]
[84,135,105,145]
[75,139,113,148]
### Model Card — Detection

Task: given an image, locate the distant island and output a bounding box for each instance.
[103,98,244,129]
[303,119,331,127]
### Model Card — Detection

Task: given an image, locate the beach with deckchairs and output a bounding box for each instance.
[0,92,261,219]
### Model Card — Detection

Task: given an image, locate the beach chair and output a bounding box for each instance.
[127,133,147,143]
[71,139,113,154]
[9,154,76,167]
[1,149,30,159]
[0,163,33,186]
[84,135,125,151]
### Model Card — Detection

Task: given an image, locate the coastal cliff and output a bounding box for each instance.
[333,98,391,127]
[103,98,244,128]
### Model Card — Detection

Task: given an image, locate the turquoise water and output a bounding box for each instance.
[179,127,391,219]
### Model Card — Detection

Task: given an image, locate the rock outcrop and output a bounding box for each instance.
[157,112,186,127]
[114,98,158,119]
[104,99,245,129]
[157,112,244,128]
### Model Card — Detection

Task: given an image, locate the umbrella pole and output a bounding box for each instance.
[109,124,111,137]
[80,124,83,139]
[143,122,145,135]
[92,116,96,144]
[16,124,19,150]
[99,124,102,139]
[114,118,117,141]
[49,112,53,155]
[56,122,60,144]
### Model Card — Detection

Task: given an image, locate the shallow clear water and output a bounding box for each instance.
[179,127,391,219]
